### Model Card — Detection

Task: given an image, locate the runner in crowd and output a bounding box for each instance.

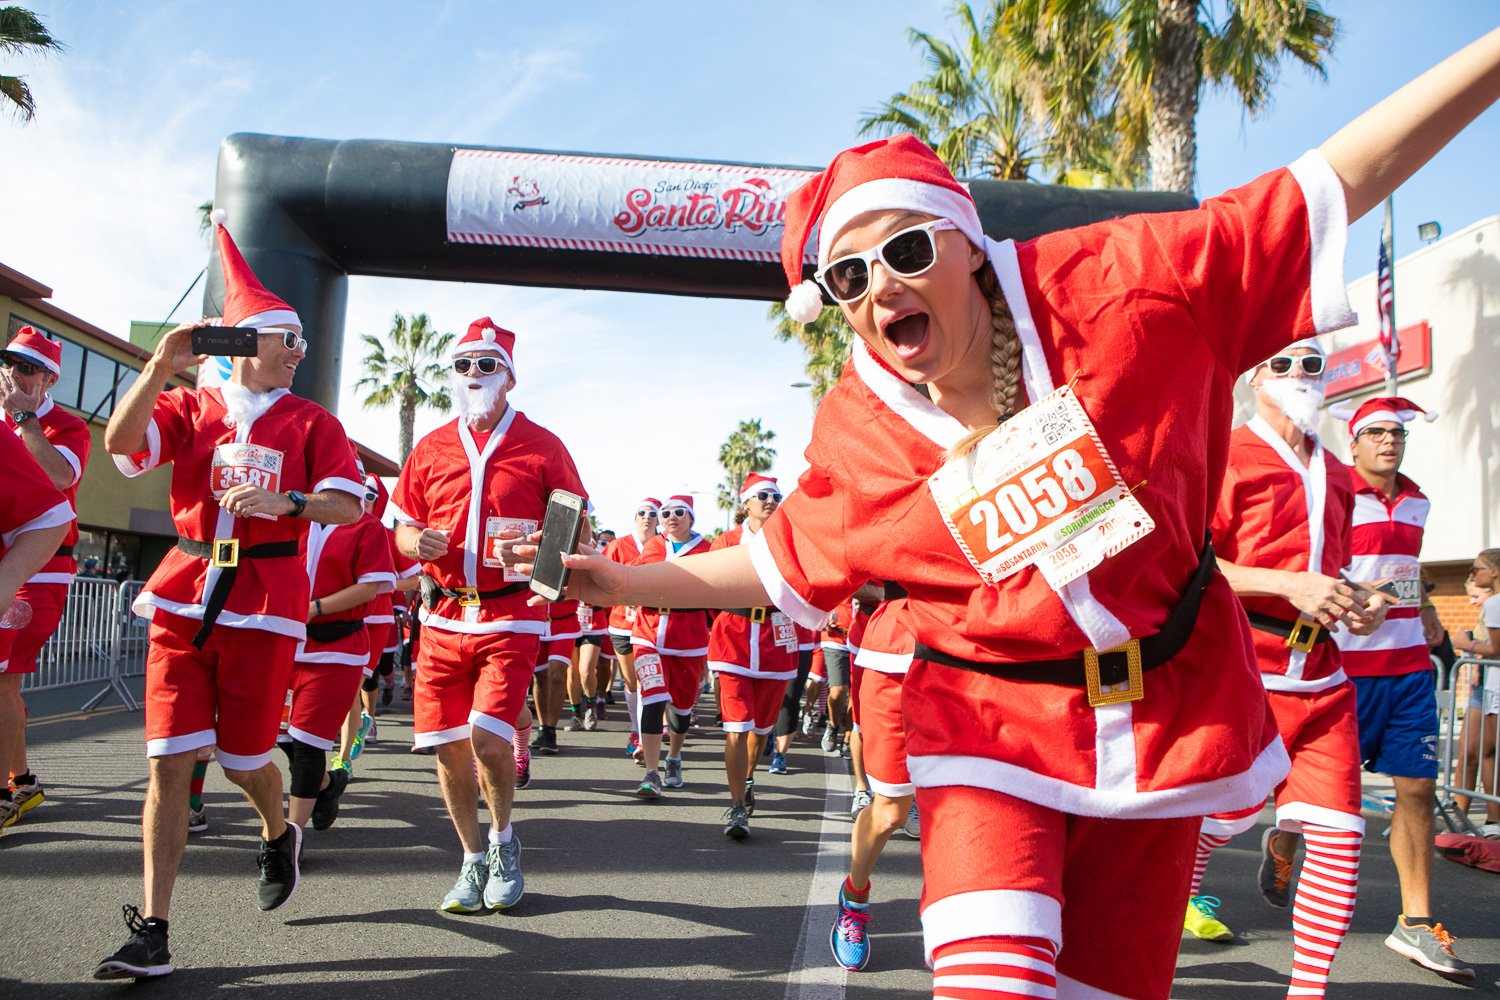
[0,327,90,831]
[568,595,612,731]
[817,600,852,758]
[831,589,916,972]
[392,317,587,914]
[1327,396,1474,979]
[541,36,1500,996]
[278,465,395,833]
[604,501,659,762]
[767,623,816,775]
[630,495,709,798]
[95,211,363,979]
[708,474,798,838]
[1185,342,1376,999]
[530,599,581,754]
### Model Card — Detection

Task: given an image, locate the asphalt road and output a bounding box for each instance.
[2,680,1497,999]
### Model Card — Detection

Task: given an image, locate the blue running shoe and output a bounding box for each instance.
[350,713,375,760]
[768,752,788,775]
[829,892,871,971]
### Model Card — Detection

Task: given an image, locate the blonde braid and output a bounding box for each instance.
[947,262,1023,460]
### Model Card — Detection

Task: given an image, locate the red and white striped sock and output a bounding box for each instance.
[931,936,1057,999]
[1190,830,1232,896]
[512,725,531,769]
[1288,824,1361,998]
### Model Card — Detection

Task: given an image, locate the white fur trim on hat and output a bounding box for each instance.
[817,178,983,268]
[2,343,60,376]
[236,308,303,335]
[786,281,824,324]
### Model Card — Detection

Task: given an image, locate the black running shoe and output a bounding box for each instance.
[93,905,172,979]
[380,683,394,707]
[311,769,348,831]
[1257,827,1294,908]
[257,823,302,911]
[537,729,559,755]
[744,780,756,816]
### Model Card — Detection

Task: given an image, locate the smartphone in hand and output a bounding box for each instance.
[529,490,586,602]
[190,326,259,356]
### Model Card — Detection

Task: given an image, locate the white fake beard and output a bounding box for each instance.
[220,379,284,429]
[449,369,506,425]
[1261,378,1326,438]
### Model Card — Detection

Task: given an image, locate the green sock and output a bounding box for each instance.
[189,760,208,812]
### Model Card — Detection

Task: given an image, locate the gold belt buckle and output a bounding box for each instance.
[751,607,767,624]
[211,539,240,568]
[657,608,671,615]
[1285,617,1321,653]
[1084,638,1144,707]
[455,587,480,608]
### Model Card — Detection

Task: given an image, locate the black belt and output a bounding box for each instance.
[419,574,529,611]
[306,619,368,643]
[1245,610,1331,649]
[912,534,1217,706]
[723,607,779,623]
[55,545,74,558]
[176,537,300,649]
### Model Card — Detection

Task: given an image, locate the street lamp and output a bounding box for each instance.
[790,381,812,388]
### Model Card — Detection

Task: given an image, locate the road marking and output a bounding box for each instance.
[784,752,852,1000]
[26,705,131,727]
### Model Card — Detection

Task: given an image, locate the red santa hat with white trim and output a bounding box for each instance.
[662,494,695,520]
[3,326,62,376]
[209,210,302,333]
[1328,395,1438,437]
[780,134,985,324]
[451,317,517,382]
[739,473,780,501]
[637,497,663,513]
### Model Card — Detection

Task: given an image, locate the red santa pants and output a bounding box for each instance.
[533,636,575,673]
[0,581,66,675]
[414,627,539,748]
[143,611,297,770]
[282,661,366,750]
[717,672,787,735]
[1204,681,1364,837]
[632,645,703,714]
[858,668,913,798]
[918,783,1198,1000]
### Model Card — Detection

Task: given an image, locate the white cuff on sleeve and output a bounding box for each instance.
[2,499,75,549]
[747,527,831,631]
[111,417,162,478]
[1288,150,1359,335]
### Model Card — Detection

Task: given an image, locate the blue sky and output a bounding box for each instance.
[2,2,1497,531]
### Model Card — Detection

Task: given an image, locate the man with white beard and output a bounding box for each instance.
[1182,340,1388,1000]
[392,318,588,914]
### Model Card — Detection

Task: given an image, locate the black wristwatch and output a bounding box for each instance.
[284,490,308,518]
[10,410,35,425]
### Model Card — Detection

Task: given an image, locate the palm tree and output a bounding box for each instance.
[716,420,777,528]
[768,302,855,400]
[1,6,62,123]
[354,312,454,466]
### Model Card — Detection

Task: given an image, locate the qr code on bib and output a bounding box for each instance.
[1038,400,1077,445]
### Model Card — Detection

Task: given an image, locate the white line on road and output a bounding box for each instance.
[784,752,853,1000]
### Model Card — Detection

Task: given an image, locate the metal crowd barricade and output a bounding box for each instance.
[18,575,140,711]
[1436,656,1500,837]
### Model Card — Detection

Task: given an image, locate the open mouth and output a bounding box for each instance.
[881,312,930,362]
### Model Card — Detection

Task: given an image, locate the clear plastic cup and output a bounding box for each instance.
[0,599,32,630]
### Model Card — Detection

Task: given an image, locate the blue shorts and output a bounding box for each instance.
[1351,671,1439,779]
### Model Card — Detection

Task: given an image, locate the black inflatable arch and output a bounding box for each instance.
[206,133,1195,412]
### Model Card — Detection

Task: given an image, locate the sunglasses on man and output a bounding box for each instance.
[1264,354,1326,377]
[816,219,959,304]
[259,330,307,353]
[453,356,504,376]
[0,355,45,377]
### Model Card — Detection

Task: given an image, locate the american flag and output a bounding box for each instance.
[1377,240,1399,364]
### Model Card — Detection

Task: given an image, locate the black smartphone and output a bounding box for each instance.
[529,490,586,601]
[191,326,258,356]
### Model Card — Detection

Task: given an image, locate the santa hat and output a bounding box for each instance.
[739,473,780,501]
[364,473,390,519]
[451,317,517,381]
[1328,396,1438,437]
[210,210,302,333]
[662,495,695,520]
[3,327,62,376]
[636,497,662,513]
[1244,337,1325,384]
[780,134,984,324]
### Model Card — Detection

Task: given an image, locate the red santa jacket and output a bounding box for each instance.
[113,386,362,639]
[706,524,799,679]
[0,425,74,571]
[392,408,587,635]
[1212,417,1355,692]
[298,513,397,666]
[630,531,711,655]
[604,533,648,634]
[365,524,421,641]
[750,153,1355,818]
[853,598,915,676]
[1333,470,1432,677]
[6,394,90,583]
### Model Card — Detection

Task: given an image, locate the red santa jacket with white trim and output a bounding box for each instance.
[706,524,799,679]
[630,531,710,655]
[298,513,397,666]
[6,395,89,583]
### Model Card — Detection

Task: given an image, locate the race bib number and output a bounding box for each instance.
[211,443,285,520]
[483,516,538,582]
[771,612,798,651]
[928,384,1154,590]
[626,606,638,623]
[577,606,594,630]
[1378,561,1423,609]
[635,651,663,690]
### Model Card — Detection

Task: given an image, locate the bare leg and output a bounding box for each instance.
[286,773,331,828]
[1390,775,1436,918]
[142,749,196,919]
[0,674,23,779]
[543,662,567,727]
[435,740,483,854]
[850,793,912,889]
[220,761,290,841]
[338,696,361,761]
[725,731,749,805]
[745,730,767,782]
[850,728,869,792]
[472,726,515,832]
[667,722,688,760]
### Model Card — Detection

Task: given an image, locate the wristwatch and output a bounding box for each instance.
[10,410,35,425]
[284,490,308,518]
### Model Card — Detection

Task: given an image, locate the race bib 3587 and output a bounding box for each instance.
[212,443,285,520]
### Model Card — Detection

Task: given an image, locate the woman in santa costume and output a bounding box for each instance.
[603,499,660,761]
[538,29,1500,1000]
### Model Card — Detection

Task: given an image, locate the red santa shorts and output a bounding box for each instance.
[414,627,540,748]
[282,661,365,750]
[808,646,826,685]
[0,581,66,675]
[858,668,912,798]
[1204,681,1364,837]
[143,611,297,770]
[533,636,574,673]
[633,647,703,714]
[918,783,1199,1000]
[363,639,383,679]
[718,672,787,735]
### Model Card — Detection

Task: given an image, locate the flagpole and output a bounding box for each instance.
[1381,196,1398,396]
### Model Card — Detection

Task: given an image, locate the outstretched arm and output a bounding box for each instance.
[521,543,772,611]
[1322,26,1500,221]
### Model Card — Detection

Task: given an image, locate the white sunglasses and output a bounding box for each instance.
[815,218,958,303]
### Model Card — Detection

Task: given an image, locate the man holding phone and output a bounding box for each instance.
[393,317,587,915]
[95,213,364,980]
